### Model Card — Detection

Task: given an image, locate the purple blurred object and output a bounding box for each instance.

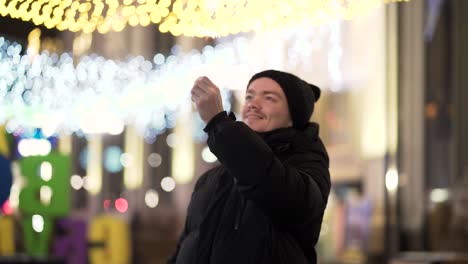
[53,219,87,264]
[424,0,444,42]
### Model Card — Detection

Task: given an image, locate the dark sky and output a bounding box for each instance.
[0,14,58,45]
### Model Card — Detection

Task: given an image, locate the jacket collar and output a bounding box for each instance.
[256,123,319,154]
[257,126,297,154]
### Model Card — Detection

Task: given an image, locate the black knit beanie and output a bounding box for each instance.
[248,70,321,130]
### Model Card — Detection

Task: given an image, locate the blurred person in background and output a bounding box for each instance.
[168,70,330,264]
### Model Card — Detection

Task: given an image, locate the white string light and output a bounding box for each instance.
[0,22,343,139]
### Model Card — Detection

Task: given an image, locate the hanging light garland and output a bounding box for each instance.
[0,34,239,138]
[0,0,409,37]
[0,21,341,138]
[0,0,170,34]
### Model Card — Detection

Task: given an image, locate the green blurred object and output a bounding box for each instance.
[18,152,71,256]
[22,216,54,257]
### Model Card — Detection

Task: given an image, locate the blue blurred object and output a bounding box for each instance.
[79,147,88,171]
[104,146,123,173]
[0,154,12,207]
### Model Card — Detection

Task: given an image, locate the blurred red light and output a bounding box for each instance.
[103,199,111,211]
[2,200,13,215]
[115,198,128,213]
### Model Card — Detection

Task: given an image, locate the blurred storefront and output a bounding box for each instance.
[395,0,468,262]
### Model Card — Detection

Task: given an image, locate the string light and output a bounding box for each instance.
[1,21,344,138]
[0,0,410,37]
[160,0,410,37]
[0,34,238,138]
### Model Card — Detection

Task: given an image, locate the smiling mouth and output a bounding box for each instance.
[246,115,264,120]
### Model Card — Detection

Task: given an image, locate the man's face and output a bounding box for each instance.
[242,77,292,132]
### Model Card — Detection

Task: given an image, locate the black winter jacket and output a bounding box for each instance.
[168,112,330,264]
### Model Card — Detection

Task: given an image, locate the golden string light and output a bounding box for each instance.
[0,0,409,36]
[0,0,168,34]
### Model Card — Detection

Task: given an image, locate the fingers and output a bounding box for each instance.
[191,77,207,101]
[191,84,205,99]
[191,76,219,101]
[198,76,216,87]
[195,76,218,93]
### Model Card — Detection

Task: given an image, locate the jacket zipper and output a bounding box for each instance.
[234,178,246,230]
[234,195,245,230]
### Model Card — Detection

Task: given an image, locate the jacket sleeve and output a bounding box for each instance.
[204,112,330,228]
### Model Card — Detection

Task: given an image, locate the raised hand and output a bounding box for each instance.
[191,76,224,124]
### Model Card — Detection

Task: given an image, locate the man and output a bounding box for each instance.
[169,70,331,264]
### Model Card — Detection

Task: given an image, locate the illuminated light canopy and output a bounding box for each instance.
[158,0,409,37]
[1,20,347,138]
[0,35,235,138]
[0,0,410,37]
[80,111,125,135]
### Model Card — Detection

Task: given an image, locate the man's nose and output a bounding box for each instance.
[247,98,260,110]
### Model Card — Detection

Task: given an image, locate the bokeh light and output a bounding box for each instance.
[385,168,399,193]
[0,23,344,140]
[39,161,53,181]
[82,176,91,191]
[79,147,88,170]
[39,186,53,205]
[103,199,111,211]
[144,189,159,208]
[1,200,13,215]
[115,198,129,213]
[104,146,124,173]
[32,214,44,233]
[120,153,134,168]
[70,175,84,190]
[430,188,449,203]
[0,0,404,37]
[161,177,176,192]
[201,146,217,163]
[147,153,162,168]
[166,133,178,148]
[17,139,52,157]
